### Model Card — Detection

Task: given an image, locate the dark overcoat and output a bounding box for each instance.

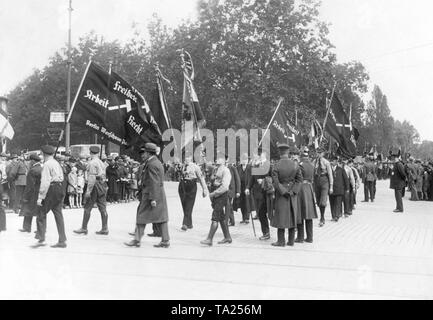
[106,164,120,195]
[234,164,255,213]
[136,156,169,225]
[20,162,42,217]
[271,158,302,229]
[332,166,349,196]
[390,161,407,190]
[298,159,318,220]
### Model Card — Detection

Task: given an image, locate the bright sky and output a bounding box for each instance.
[1,0,433,140]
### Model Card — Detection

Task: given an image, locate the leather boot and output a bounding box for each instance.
[287,228,296,246]
[218,220,232,244]
[305,219,313,243]
[200,221,219,246]
[272,229,285,247]
[295,222,304,243]
[96,213,109,235]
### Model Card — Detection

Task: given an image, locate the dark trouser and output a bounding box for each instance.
[179,180,197,228]
[364,182,374,201]
[135,222,170,242]
[239,193,250,221]
[23,216,34,232]
[297,220,313,241]
[277,228,295,245]
[319,206,326,222]
[255,195,269,236]
[14,185,25,213]
[0,206,5,231]
[344,190,353,215]
[410,183,419,201]
[225,195,235,225]
[82,186,108,231]
[8,183,15,210]
[329,195,343,220]
[394,188,404,211]
[37,183,67,243]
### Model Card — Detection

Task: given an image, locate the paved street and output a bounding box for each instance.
[1,180,433,300]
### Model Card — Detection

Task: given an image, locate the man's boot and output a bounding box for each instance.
[287,228,296,246]
[200,221,219,246]
[272,229,285,247]
[96,212,109,235]
[305,220,313,243]
[74,211,90,235]
[218,220,232,244]
[295,222,304,243]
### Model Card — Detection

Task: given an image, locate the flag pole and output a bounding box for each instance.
[320,82,337,142]
[258,97,284,148]
[65,0,73,152]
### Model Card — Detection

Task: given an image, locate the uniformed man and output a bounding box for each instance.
[125,143,170,248]
[313,146,333,227]
[390,152,407,213]
[407,157,419,201]
[178,154,208,231]
[33,145,67,248]
[362,155,377,202]
[270,144,303,247]
[226,157,241,227]
[329,156,349,222]
[245,153,272,240]
[342,158,355,217]
[296,147,317,243]
[74,146,109,236]
[19,153,42,233]
[200,152,232,246]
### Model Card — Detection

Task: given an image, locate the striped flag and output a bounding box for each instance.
[0,108,14,140]
[309,119,322,149]
[180,51,206,148]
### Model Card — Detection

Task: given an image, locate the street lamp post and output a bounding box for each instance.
[65,0,73,151]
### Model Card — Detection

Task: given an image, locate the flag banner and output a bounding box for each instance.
[149,72,172,134]
[270,106,301,147]
[325,94,357,157]
[68,61,162,146]
[181,52,206,149]
[0,108,14,140]
[308,119,322,149]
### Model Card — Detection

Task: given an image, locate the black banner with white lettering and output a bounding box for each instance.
[68,61,162,147]
[270,105,301,147]
[324,94,357,158]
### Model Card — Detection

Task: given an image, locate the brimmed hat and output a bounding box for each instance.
[277,143,290,150]
[41,145,56,155]
[140,143,158,154]
[29,153,41,162]
[90,146,100,154]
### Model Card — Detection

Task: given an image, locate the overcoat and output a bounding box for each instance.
[298,159,318,220]
[390,161,407,190]
[234,164,255,213]
[106,164,120,195]
[271,158,302,229]
[20,162,42,217]
[136,156,168,225]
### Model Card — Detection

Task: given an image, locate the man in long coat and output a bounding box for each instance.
[106,158,120,203]
[19,153,42,233]
[296,147,317,243]
[390,153,407,213]
[329,156,349,222]
[271,144,303,247]
[125,143,170,248]
[235,153,254,224]
[226,158,241,227]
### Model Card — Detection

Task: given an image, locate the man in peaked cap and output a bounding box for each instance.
[34,145,67,248]
[390,151,407,213]
[313,145,333,227]
[125,143,170,248]
[74,145,109,236]
[362,154,377,203]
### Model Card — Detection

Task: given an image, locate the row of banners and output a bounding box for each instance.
[67,55,359,158]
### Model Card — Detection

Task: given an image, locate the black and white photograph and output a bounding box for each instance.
[1,0,433,305]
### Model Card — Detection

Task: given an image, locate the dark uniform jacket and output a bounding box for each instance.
[332,166,349,196]
[20,162,43,217]
[390,161,407,190]
[136,156,168,225]
[271,158,303,229]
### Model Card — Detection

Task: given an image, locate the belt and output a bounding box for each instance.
[316,173,328,177]
[181,179,197,183]
[50,181,63,185]
[303,180,312,184]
